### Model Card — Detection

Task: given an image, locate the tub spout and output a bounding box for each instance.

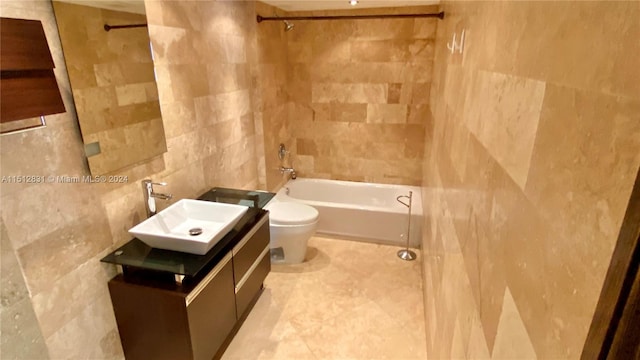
[280,166,297,180]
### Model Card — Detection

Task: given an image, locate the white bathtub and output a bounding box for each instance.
[270,178,422,247]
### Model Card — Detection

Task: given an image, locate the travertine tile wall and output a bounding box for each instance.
[52,1,166,175]
[1,1,121,358]
[145,0,261,193]
[253,2,292,191]
[422,1,640,359]
[1,220,49,359]
[287,6,439,185]
[0,0,270,357]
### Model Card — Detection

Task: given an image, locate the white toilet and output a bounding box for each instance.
[266,201,319,264]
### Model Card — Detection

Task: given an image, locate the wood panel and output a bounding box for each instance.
[0,70,65,122]
[232,220,270,281]
[235,253,270,317]
[0,18,54,70]
[0,17,65,123]
[108,276,193,360]
[187,261,237,360]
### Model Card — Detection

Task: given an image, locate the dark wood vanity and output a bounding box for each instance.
[102,188,273,360]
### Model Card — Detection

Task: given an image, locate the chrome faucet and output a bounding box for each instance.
[142,180,172,217]
[279,166,297,180]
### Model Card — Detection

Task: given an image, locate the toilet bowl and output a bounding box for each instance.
[266,201,318,264]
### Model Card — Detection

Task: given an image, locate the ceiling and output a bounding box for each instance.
[261,0,440,12]
[55,0,439,15]
[55,0,145,14]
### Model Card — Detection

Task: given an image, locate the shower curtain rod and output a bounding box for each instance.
[256,11,445,22]
[104,23,147,31]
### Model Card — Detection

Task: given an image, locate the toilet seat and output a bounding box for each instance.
[268,202,318,225]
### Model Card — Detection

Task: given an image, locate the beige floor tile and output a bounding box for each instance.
[222,290,317,360]
[299,300,427,360]
[222,236,427,360]
[368,282,427,332]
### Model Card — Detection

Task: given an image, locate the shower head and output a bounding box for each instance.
[283,20,294,31]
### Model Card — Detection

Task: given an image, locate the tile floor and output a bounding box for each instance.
[222,236,427,360]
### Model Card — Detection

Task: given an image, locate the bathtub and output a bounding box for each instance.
[270,178,422,247]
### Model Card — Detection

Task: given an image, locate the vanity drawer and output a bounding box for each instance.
[235,247,270,317]
[232,215,269,281]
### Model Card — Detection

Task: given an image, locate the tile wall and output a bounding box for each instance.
[1,1,121,358]
[287,6,439,185]
[253,1,292,190]
[422,1,640,359]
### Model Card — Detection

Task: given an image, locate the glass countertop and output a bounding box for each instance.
[100,187,274,277]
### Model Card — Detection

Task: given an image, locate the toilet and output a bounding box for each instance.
[265,201,319,264]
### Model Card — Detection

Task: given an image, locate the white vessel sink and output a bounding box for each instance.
[129,199,249,255]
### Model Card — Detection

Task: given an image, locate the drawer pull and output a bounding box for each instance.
[235,245,269,294]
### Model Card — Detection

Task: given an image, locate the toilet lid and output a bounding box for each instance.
[268,202,319,225]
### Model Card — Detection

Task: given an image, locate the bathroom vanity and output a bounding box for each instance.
[101,188,274,360]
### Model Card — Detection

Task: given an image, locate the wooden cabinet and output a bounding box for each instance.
[108,215,271,360]
[109,254,236,360]
[0,18,65,123]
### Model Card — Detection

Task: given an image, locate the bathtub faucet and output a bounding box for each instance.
[279,166,297,180]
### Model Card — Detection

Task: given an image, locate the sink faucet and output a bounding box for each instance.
[279,166,297,180]
[142,180,172,217]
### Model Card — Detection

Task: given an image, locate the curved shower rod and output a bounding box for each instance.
[256,11,445,23]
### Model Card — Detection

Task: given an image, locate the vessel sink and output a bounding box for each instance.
[129,199,249,255]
